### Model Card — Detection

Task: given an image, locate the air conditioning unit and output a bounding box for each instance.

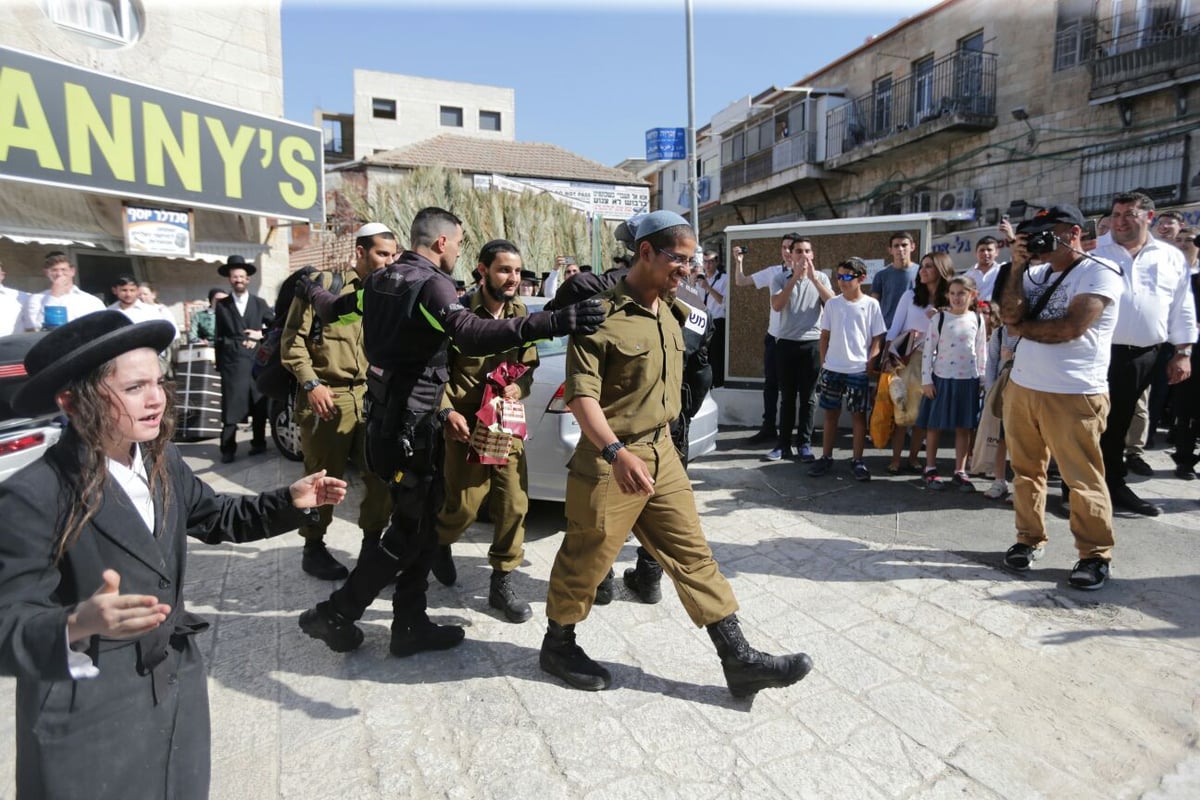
[938,188,976,212]
[908,191,933,214]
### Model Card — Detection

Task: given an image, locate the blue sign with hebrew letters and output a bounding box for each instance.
[646,128,687,161]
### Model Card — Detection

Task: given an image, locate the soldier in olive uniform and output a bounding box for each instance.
[281,223,397,579]
[540,210,814,698]
[430,240,539,623]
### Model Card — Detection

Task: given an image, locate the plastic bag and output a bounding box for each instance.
[870,372,895,449]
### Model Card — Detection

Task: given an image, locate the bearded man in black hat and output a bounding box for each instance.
[214,255,274,463]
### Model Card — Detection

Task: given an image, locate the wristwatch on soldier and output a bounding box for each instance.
[601,441,626,464]
[302,379,322,392]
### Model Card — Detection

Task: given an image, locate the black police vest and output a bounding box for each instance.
[361,260,452,415]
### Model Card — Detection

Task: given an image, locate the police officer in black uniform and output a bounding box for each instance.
[297,207,605,656]
[546,213,716,606]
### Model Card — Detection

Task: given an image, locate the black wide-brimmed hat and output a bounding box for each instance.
[13,311,177,416]
[218,254,256,277]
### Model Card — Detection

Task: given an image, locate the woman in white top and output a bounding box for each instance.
[695,250,728,387]
[882,251,955,474]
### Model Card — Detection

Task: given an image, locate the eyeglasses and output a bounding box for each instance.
[836,273,860,282]
[652,245,692,266]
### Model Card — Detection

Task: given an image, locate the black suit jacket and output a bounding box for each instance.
[214,292,274,421]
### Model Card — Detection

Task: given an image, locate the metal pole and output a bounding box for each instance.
[685,0,700,239]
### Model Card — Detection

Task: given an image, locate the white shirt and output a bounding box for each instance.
[820,294,886,374]
[963,264,1000,302]
[1094,238,1198,347]
[22,286,106,331]
[1011,257,1125,395]
[751,264,787,337]
[541,270,560,299]
[233,289,250,318]
[703,272,728,320]
[886,288,935,347]
[0,285,27,336]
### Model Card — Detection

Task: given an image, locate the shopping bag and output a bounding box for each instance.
[891,349,924,427]
[467,361,530,465]
[970,400,1001,477]
[870,372,895,449]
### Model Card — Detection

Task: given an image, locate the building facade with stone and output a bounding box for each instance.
[0,1,321,329]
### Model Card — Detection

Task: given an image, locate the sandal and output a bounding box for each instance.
[886,463,903,475]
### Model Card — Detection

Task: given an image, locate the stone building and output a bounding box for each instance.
[0,1,321,329]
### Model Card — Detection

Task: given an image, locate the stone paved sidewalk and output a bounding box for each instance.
[1,434,1197,799]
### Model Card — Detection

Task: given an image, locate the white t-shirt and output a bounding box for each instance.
[886,288,935,348]
[704,272,728,320]
[751,265,786,337]
[963,265,1000,302]
[23,286,105,331]
[820,294,886,375]
[1011,258,1125,395]
[0,286,27,336]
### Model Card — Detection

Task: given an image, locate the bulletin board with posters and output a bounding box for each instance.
[722,214,937,386]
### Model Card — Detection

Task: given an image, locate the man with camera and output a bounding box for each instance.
[998,204,1124,590]
[1092,192,1196,515]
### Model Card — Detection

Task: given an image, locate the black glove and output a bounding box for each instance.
[293,266,320,300]
[550,298,606,335]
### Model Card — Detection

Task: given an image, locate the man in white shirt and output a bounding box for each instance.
[0,260,29,337]
[998,204,1124,591]
[21,251,105,331]
[733,233,797,444]
[963,236,1001,302]
[694,249,728,387]
[1093,192,1197,516]
[109,275,166,325]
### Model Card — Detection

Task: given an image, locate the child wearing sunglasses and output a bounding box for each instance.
[810,258,887,481]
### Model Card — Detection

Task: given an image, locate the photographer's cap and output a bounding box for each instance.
[1017,204,1086,234]
[354,222,392,238]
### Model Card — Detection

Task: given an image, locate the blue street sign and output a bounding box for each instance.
[646,127,687,161]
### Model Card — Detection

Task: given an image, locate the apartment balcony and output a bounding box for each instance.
[824,51,997,169]
[1089,20,1200,101]
[719,131,825,203]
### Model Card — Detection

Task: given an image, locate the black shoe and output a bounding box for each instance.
[594,568,615,605]
[248,443,268,456]
[431,544,457,586]
[706,614,813,698]
[302,542,349,581]
[299,601,363,653]
[220,451,235,464]
[1068,557,1110,590]
[1003,543,1044,571]
[1125,454,1154,477]
[389,614,465,657]
[1174,464,1197,481]
[808,455,833,477]
[622,548,663,604]
[1109,482,1160,516]
[746,428,777,445]
[539,621,611,691]
[489,570,532,623]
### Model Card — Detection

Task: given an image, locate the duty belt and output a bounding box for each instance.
[625,425,667,445]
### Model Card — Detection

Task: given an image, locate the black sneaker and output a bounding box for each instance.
[302,542,349,581]
[1068,558,1110,590]
[1125,455,1154,477]
[851,459,871,482]
[808,455,834,477]
[299,601,363,652]
[1003,543,1044,571]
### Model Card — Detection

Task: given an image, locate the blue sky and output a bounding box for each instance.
[282,1,938,167]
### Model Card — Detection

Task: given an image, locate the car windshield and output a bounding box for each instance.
[523,298,567,357]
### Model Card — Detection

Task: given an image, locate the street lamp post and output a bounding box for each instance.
[685,0,700,240]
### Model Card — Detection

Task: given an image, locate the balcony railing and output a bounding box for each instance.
[825,50,997,160]
[721,130,817,192]
[1090,18,1200,93]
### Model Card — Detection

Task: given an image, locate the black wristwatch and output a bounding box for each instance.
[601,441,626,464]
[436,408,454,425]
[302,379,322,392]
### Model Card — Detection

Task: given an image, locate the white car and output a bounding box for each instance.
[0,333,64,484]
[521,297,719,502]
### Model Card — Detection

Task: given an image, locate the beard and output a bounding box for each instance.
[483,278,517,302]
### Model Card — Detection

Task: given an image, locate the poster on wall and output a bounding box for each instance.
[123,204,194,258]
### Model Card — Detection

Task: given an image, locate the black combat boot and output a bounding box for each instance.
[302,540,349,581]
[299,600,364,653]
[539,620,611,691]
[593,568,615,605]
[706,614,813,698]
[489,569,532,623]
[389,610,465,657]
[622,547,663,604]
[431,544,457,586]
